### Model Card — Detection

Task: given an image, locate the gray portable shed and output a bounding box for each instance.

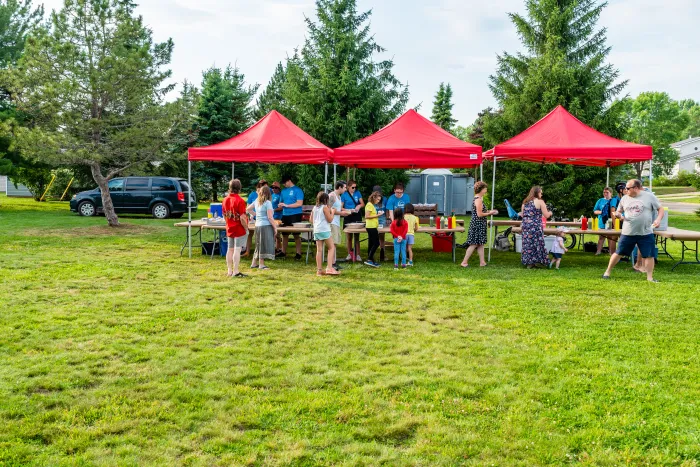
[405,169,474,214]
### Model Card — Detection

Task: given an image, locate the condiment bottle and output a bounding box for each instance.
[582,216,588,230]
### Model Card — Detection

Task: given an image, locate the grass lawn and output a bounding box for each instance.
[653,186,697,196]
[662,197,700,204]
[1,195,700,466]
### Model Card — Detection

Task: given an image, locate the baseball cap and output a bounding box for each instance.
[372,185,382,194]
[271,181,281,188]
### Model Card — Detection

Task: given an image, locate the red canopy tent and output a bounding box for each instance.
[482,105,653,260]
[333,109,482,168]
[188,110,332,164]
[184,110,333,257]
[483,105,651,167]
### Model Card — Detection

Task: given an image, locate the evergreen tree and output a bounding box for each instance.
[254,62,289,121]
[0,0,43,69]
[7,0,173,225]
[281,0,409,198]
[483,0,627,217]
[431,82,457,132]
[195,65,258,200]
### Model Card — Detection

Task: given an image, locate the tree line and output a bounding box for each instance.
[0,0,697,225]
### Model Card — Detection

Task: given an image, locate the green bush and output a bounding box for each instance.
[655,170,700,187]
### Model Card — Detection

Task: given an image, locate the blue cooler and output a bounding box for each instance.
[219,231,228,257]
[210,202,223,218]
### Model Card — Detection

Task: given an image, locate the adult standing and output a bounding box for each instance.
[222,179,249,278]
[602,179,664,282]
[593,187,618,255]
[372,185,388,261]
[270,181,283,253]
[461,181,498,267]
[520,186,552,268]
[278,175,304,260]
[247,185,277,270]
[329,181,350,270]
[385,182,411,222]
[342,180,365,261]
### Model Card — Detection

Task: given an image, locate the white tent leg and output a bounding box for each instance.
[649,159,653,191]
[324,162,328,192]
[188,160,192,259]
[606,166,610,187]
[487,158,497,262]
[231,162,235,179]
[333,163,337,187]
[480,163,483,182]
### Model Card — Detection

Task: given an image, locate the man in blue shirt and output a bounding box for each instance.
[341,180,365,261]
[278,175,304,259]
[385,182,411,222]
[593,186,618,255]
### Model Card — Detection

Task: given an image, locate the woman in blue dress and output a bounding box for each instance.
[520,186,552,268]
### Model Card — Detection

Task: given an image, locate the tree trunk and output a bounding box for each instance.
[211,179,218,202]
[633,162,644,180]
[89,163,119,227]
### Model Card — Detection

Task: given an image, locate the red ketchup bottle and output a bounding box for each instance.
[582,217,588,231]
[435,216,441,229]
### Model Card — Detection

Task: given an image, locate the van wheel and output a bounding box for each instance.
[152,203,170,219]
[78,201,96,216]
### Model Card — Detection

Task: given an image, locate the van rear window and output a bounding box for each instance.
[152,178,176,191]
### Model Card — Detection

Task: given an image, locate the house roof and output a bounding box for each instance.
[671,136,700,149]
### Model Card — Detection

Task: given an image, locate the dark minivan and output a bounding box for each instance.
[70,177,197,219]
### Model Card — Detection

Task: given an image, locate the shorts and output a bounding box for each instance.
[406,234,415,245]
[551,252,563,259]
[331,224,342,245]
[228,233,248,248]
[282,213,303,227]
[616,233,655,258]
[314,231,331,241]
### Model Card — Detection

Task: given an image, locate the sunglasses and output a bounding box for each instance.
[350,186,356,189]
[625,186,636,190]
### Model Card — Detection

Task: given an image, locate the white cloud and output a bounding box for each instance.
[33,0,700,127]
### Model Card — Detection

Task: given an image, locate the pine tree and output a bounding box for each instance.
[431,82,457,132]
[281,0,409,198]
[195,65,258,200]
[483,0,627,217]
[254,62,290,121]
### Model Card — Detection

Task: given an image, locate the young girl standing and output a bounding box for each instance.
[247,185,277,270]
[549,228,568,269]
[363,191,384,268]
[403,203,420,266]
[311,192,339,276]
[390,208,408,270]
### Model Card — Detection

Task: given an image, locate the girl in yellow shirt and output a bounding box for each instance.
[364,191,384,267]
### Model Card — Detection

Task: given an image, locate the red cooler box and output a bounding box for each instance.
[431,233,453,252]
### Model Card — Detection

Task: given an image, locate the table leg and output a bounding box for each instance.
[305,235,311,265]
[671,240,700,271]
[180,227,202,256]
[452,232,456,263]
[210,229,217,260]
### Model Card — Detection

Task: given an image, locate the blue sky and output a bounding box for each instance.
[41,0,700,126]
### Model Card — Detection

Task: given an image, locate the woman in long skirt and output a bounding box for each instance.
[520,186,552,268]
[247,186,277,269]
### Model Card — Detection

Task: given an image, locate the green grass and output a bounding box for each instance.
[1,195,700,466]
[662,197,700,204]
[653,186,698,196]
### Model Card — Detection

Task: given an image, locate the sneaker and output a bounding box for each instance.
[648,278,660,283]
[394,265,399,270]
[601,274,611,280]
[548,262,554,269]
[407,260,413,267]
[333,263,342,271]
[295,253,302,260]
[275,251,286,258]
[345,254,354,261]
[401,264,407,269]
[364,261,379,268]
[356,255,362,262]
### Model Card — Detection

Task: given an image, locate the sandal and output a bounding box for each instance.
[259,266,270,270]
[325,268,340,275]
[233,272,248,278]
[316,269,324,276]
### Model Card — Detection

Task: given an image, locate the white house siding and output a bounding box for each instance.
[671,137,700,175]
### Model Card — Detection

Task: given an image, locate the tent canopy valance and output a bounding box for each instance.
[187,110,332,164]
[483,106,652,167]
[333,109,482,169]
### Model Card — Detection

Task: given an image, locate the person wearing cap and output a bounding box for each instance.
[271,181,283,253]
[372,185,388,261]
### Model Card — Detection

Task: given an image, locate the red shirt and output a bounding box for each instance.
[390,219,408,239]
[222,193,247,238]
